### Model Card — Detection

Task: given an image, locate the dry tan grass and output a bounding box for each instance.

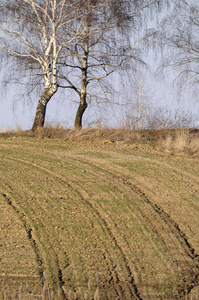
[0,126,198,156]
[0,125,22,134]
[159,129,199,154]
[32,126,142,142]
[32,126,199,155]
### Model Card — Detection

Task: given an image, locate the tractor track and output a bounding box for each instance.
[0,179,66,292]
[70,155,199,296]
[1,192,44,279]
[75,154,199,258]
[1,155,142,299]
[1,144,199,299]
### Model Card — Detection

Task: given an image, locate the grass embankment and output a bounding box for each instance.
[0,128,199,299]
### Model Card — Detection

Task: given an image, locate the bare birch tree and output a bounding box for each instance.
[58,0,162,128]
[119,79,153,130]
[0,0,83,129]
[0,0,166,129]
[160,0,199,100]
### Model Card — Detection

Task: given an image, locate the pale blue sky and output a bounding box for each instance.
[1,1,199,131]
[0,48,199,131]
[0,71,198,131]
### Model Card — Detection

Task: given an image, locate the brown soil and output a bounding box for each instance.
[0,131,199,299]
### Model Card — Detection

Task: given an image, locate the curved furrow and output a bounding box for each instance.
[0,162,97,290]
[113,163,199,261]
[14,152,197,298]
[1,156,142,298]
[3,155,155,298]
[74,161,199,298]
[127,183,199,296]
[136,155,199,184]
[0,180,66,291]
[0,165,85,294]
[0,191,41,289]
[1,193,43,277]
[74,190,142,299]
[6,153,196,298]
[68,154,199,297]
[1,143,199,299]
[74,152,199,254]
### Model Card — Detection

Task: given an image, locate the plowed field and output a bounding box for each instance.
[0,136,199,299]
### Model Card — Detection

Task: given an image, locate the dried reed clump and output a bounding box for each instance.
[1,125,198,156]
[159,129,199,154]
[0,125,22,133]
[1,274,100,300]
[32,126,141,142]
[32,126,199,149]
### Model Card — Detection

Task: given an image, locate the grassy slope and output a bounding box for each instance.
[0,130,199,299]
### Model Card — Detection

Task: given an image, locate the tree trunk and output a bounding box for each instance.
[32,87,57,130]
[74,94,87,128]
[74,31,89,129]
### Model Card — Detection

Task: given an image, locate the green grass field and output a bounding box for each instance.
[0,130,199,299]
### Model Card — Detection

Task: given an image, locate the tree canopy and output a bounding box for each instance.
[1,1,196,129]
